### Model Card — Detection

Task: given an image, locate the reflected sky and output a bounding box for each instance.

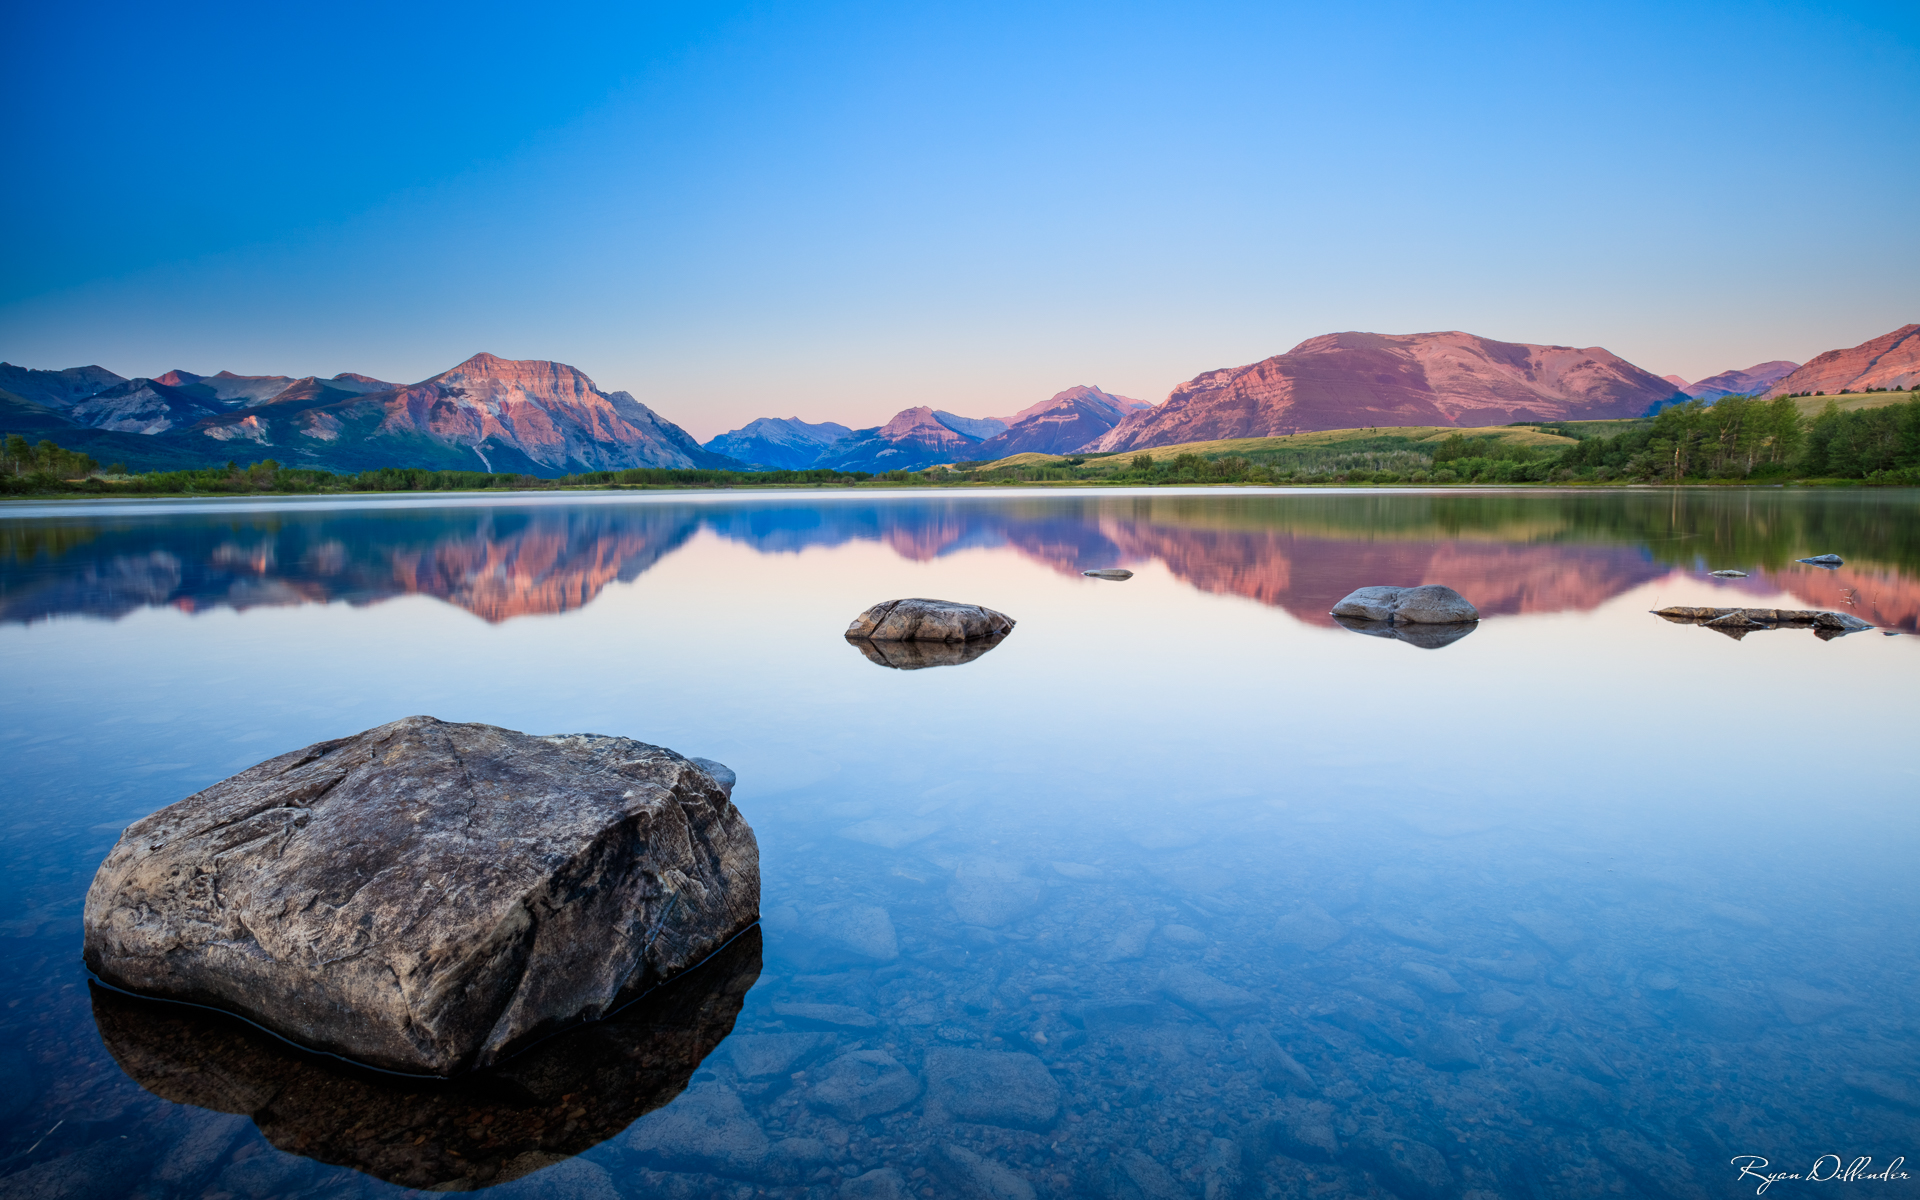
[1,488,1916,1198]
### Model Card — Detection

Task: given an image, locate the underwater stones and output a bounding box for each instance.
[846,598,1016,642]
[1351,1133,1454,1200]
[1770,980,1859,1025]
[727,1032,839,1079]
[779,901,900,967]
[1103,919,1157,961]
[1398,962,1465,995]
[1844,1072,1920,1111]
[948,859,1045,927]
[772,1002,880,1030]
[1260,1100,1341,1162]
[807,1050,921,1120]
[923,1048,1061,1129]
[1461,954,1541,983]
[1347,976,1427,1013]
[1104,1149,1189,1200]
[938,1145,1037,1200]
[1158,923,1209,948]
[1161,965,1263,1022]
[1234,1023,1317,1094]
[1469,988,1527,1016]
[1082,568,1134,580]
[81,715,759,1077]
[1330,584,1479,624]
[623,1084,770,1177]
[1509,910,1586,957]
[1374,916,1448,952]
[1410,1023,1481,1071]
[1522,1068,1614,1126]
[841,1167,914,1200]
[1203,1138,1245,1200]
[1272,903,1347,952]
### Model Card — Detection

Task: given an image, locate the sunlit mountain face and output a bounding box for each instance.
[3,491,1915,632]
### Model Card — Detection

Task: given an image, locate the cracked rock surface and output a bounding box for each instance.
[82,715,759,1076]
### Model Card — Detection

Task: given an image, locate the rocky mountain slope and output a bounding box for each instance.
[1767,324,1919,396]
[703,417,852,469]
[1682,360,1799,399]
[1082,331,1684,452]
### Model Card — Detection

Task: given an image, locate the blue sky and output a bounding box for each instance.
[3,0,1916,439]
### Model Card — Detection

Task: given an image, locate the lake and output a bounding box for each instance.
[1,486,1916,1200]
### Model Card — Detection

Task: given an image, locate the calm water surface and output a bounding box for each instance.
[1,487,1916,1200]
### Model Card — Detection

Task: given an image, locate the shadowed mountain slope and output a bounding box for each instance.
[702,417,853,469]
[970,386,1149,457]
[1683,360,1799,399]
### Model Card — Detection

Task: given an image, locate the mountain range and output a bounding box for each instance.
[4,324,1910,476]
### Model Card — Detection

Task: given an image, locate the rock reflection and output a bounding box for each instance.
[92,927,761,1191]
[1332,615,1478,650]
[845,631,1010,670]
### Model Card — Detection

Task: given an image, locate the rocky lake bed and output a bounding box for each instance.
[1,488,1915,1199]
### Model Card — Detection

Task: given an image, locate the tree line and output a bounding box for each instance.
[4,394,1917,494]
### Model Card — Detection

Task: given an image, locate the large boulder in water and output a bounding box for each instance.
[845,598,1015,642]
[1330,585,1479,624]
[82,716,760,1077]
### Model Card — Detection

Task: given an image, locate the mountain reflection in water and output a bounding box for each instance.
[91,928,760,1192]
[4,490,1917,631]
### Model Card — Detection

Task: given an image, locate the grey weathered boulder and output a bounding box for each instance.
[1707,569,1748,577]
[82,716,760,1076]
[1797,553,1844,566]
[846,598,1015,642]
[1082,568,1134,580]
[806,1050,922,1119]
[1330,584,1479,624]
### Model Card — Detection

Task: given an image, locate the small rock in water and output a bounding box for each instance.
[807,1050,922,1120]
[728,1032,839,1079]
[1273,902,1347,951]
[1796,553,1844,566]
[1162,964,1263,1021]
[923,1048,1062,1129]
[1399,962,1465,995]
[938,1144,1038,1200]
[1082,568,1134,580]
[841,1168,914,1200]
[845,598,1015,642]
[624,1084,771,1176]
[1103,918,1157,961]
[81,715,759,1076]
[1330,584,1479,624]
[1707,569,1748,577]
[1158,923,1209,948]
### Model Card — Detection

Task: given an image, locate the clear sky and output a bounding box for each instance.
[4,0,1916,441]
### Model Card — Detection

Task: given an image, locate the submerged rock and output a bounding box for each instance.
[807,1050,922,1120]
[1651,606,1873,637]
[93,926,759,1191]
[845,598,1015,642]
[923,1048,1061,1129]
[1330,584,1479,624]
[1082,568,1134,580]
[82,716,760,1076]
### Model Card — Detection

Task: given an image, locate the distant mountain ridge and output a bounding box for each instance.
[1082,332,1686,453]
[1682,360,1800,399]
[1,354,735,475]
[1766,324,1919,396]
